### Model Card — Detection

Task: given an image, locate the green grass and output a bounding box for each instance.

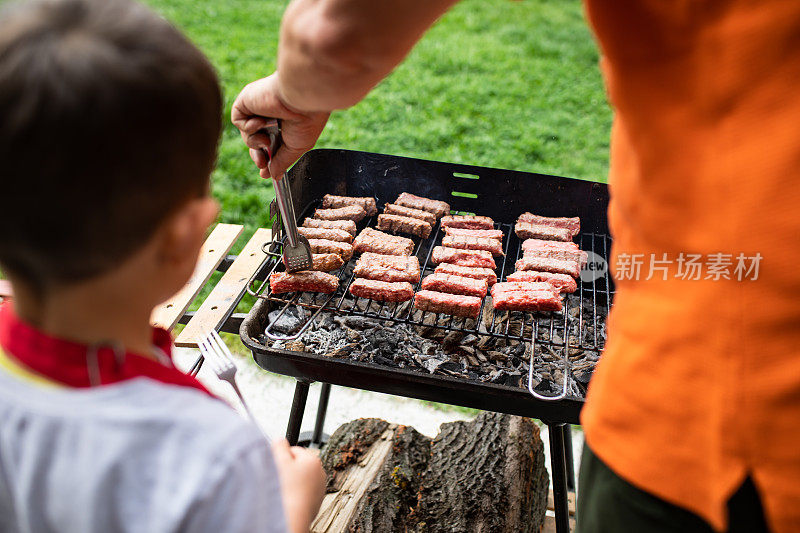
[146,1,611,416]
[6,0,610,415]
[144,0,611,245]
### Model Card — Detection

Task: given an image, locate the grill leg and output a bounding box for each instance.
[286,380,310,446]
[311,382,331,447]
[564,425,576,492]
[548,423,571,533]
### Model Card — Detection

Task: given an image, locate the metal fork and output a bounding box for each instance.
[198,330,255,421]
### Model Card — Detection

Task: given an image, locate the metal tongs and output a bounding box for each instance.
[261,119,312,272]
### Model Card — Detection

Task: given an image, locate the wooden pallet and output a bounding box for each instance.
[151,223,244,330]
[174,228,271,346]
[0,224,270,328]
[149,223,274,338]
[544,490,577,532]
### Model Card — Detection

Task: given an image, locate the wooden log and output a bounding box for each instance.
[413,411,549,533]
[313,419,431,533]
[313,413,548,533]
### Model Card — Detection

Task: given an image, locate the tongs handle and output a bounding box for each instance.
[261,119,300,248]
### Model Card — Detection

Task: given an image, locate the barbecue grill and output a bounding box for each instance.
[239,148,614,533]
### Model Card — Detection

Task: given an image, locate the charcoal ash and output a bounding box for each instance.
[262,293,606,400]
[267,305,307,335]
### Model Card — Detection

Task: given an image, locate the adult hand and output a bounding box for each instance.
[231,73,330,178]
[271,438,327,533]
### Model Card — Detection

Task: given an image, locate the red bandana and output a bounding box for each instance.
[0,303,213,396]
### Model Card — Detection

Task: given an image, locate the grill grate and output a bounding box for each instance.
[248,201,613,356]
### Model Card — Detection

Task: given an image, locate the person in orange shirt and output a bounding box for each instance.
[233,0,799,531]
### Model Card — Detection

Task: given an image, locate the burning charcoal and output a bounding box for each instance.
[487,351,507,361]
[443,331,465,347]
[508,322,523,337]
[267,306,306,335]
[420,312,436,326]
[477,337,494,350]
[574,368,593,384]
[461,334,478,346]
[573,360,595,384]
[421,341,439,356]
[374,353,394,367]
[568,348,585,360]
[263,268,607,400]
[438,361,462,373]
[487,369,505,383]
[421,357,446,373]
[510,342,527,358]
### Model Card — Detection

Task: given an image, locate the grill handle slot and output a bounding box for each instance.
[527,326,570,402]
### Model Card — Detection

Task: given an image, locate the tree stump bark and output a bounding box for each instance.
[313,419,432,533]
[413,411,549,532]
[313,413,549,533]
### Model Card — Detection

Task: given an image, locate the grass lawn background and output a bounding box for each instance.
[2,0,611,414]
[1,0,610,275]
[144,0,612,242]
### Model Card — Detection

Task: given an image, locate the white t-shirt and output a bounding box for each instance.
[0,368,287,533]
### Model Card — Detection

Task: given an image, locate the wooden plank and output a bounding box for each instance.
[311,426,397,533]
[547,489,577,516]
[150,223,243,331]
[175,228,271,347]
[542,512,576,533]
[0,279,12,302]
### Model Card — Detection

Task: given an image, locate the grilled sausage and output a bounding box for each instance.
[395,192,450,219]
[430,246,496,269]
[523,248,587,267]
[313,204,367,222]
[353,228,415,256]
[517,212,580,237]
[420,273,488,298]
[354,253,421,283]
[376,213,432,238]
[514,256,580,278]
[322,194,377,216]
[311,253,345,272]
[434,263,497,286]
[440,215,494,230]
[442,227,504,241]
[490,282,563,312]
[521,238,580,252]
[414,290,482,319]
[514,222,572,242]
[441,235,504,256]
[270,271,339,294]
[308,239,353,261]
[301,217,357,237]
[349,278,414,302]
[384,203,437,225]
[506,270,577,293]
[297,226,353,243]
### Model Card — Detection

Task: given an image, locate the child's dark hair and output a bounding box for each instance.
[0,0,222,290]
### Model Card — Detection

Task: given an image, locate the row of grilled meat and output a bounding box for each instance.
[349,193,445,305]
[268,191,588,320]
[487,213,586,313]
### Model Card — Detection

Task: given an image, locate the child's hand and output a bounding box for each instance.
[271,438,326,533]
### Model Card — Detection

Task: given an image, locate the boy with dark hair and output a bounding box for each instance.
[0,0,325,531]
